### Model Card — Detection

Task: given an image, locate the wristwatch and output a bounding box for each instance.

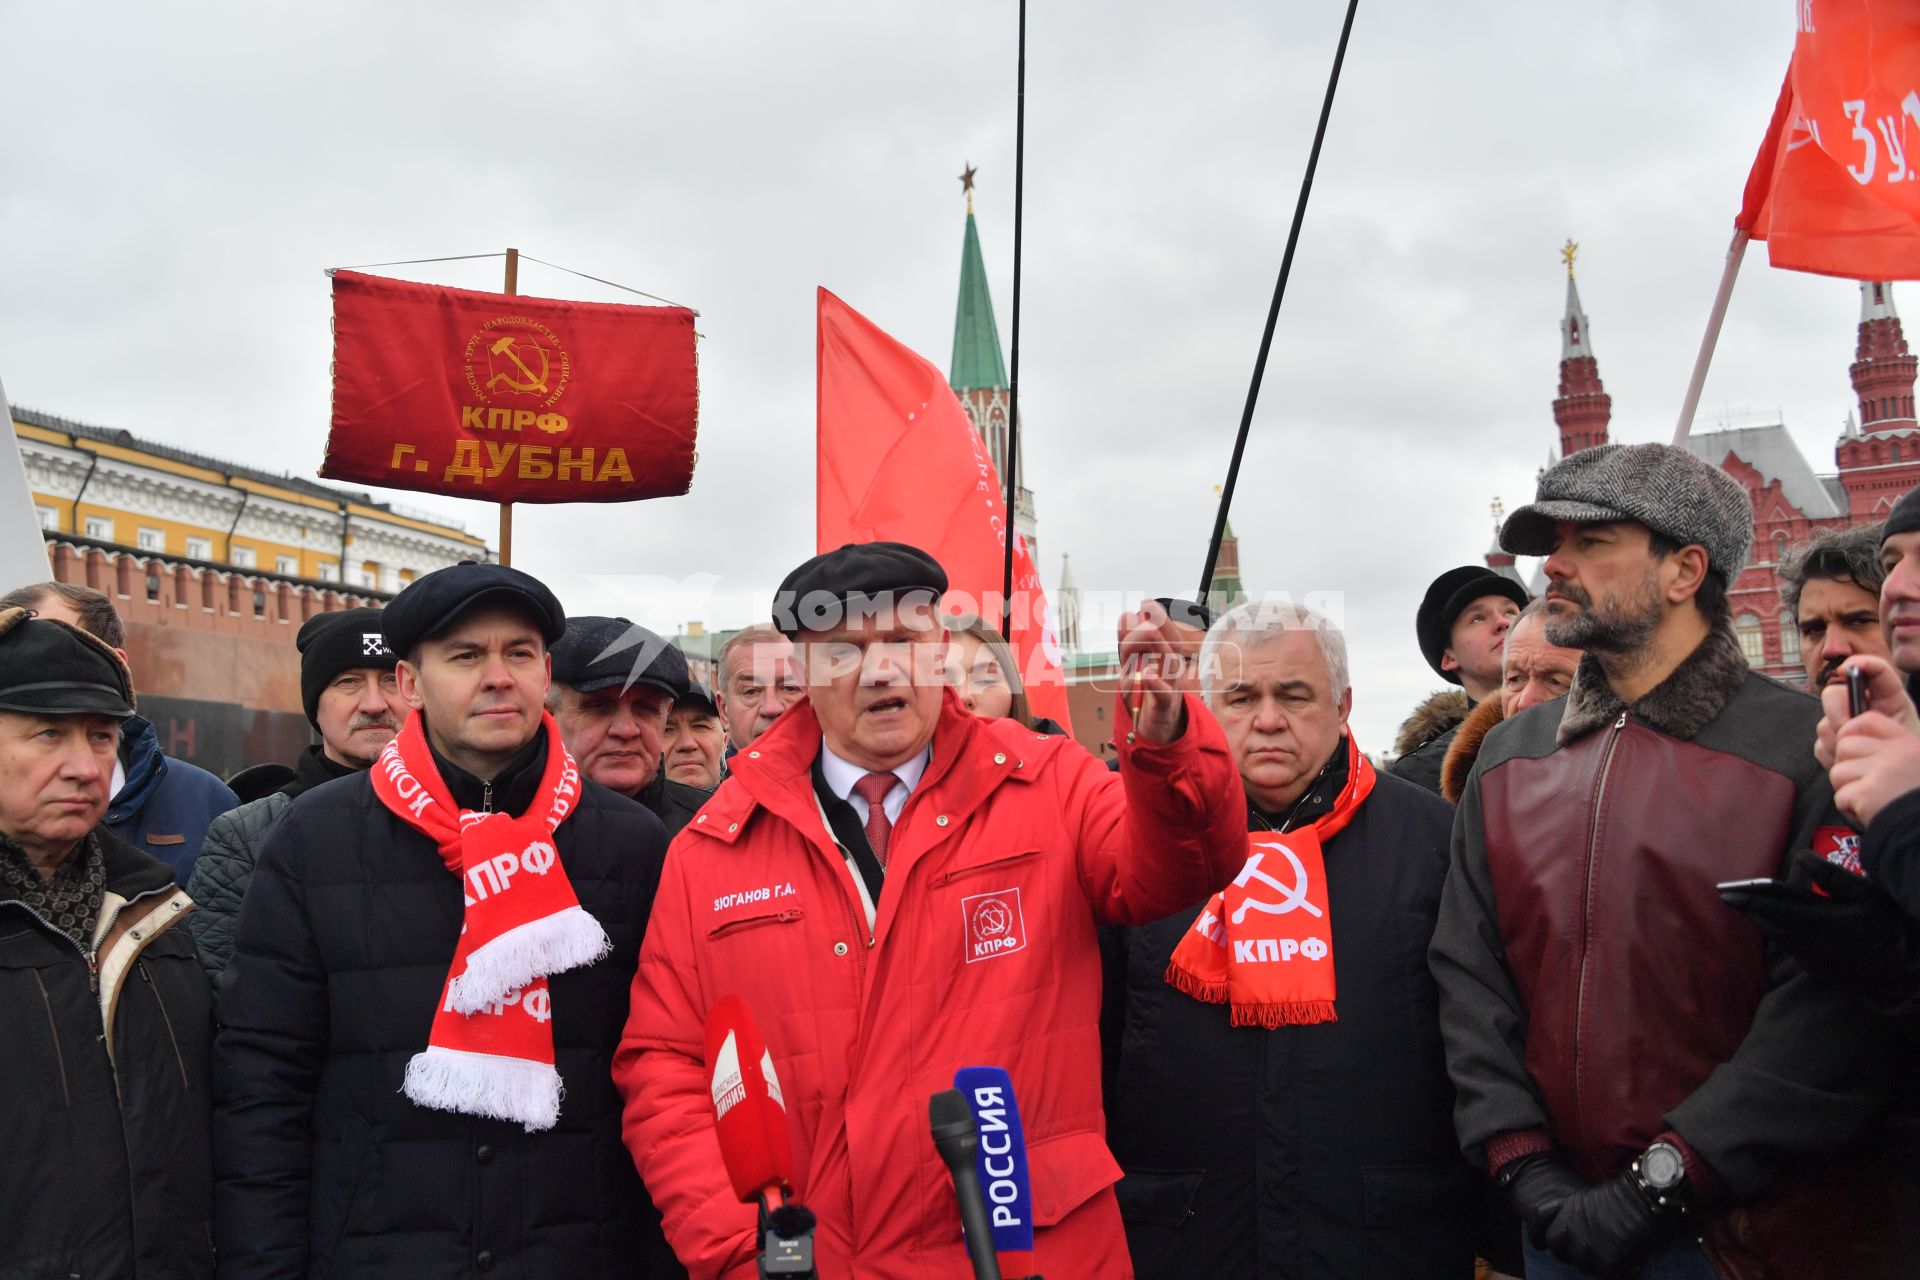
[1630,1141,1691,1215]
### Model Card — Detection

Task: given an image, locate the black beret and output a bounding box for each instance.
[0,608,135,718]
[771,542,949,637]
[297,607,396,728]
[551,616,689,699]
[1884,484,1920,546]
[382,562,565,657]
[1415,566,1529,684]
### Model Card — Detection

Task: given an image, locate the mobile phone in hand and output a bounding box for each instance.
[1715,877,1780,893]
[1848,664,1868,718]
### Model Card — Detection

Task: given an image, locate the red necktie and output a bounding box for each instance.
[852,772,899,867]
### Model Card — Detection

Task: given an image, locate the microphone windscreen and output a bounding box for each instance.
[928,1088,979,1172]
[955,1066,1036,1257]
[704,993,794,1203]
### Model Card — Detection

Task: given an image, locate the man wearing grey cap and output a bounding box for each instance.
[551,615,714,837]
[0,607,213,1278]
[1429,443,1897,1278]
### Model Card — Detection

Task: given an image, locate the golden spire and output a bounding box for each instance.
[1561,238,1579,279]
[959,161,978,214]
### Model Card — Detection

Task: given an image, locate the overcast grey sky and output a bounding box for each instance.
[0,1,1865,747]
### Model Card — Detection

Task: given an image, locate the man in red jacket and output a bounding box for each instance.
[616,542,1247,1279]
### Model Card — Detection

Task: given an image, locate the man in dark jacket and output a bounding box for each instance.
[1431,444,1898,1279]
[0,580,238,884]
[187,606,404,988]
[212,564,682,1279]
[1389,566,1526,793]
[551,614,713,838]
[0,606,213,1278]
[1104,599,1477,1279]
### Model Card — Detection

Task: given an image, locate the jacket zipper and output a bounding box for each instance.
[482,780,493,813]
[929,847,1039,888]
[139,959,192,1089]
[30,969,72,1107]
[1573,712,1628,1147]
[706,909,804,941]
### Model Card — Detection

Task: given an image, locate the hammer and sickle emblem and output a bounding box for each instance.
[1229,847,1321,923]
[487,335,551,394]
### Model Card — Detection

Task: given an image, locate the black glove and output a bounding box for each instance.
[1540,1167,1675,1278]
[1497,1152,1590,1247]
[1720,849,1920,1010]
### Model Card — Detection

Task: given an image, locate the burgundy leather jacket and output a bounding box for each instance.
[1431,627,1892,1200]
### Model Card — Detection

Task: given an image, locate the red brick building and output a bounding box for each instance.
[1504,265,1920,683]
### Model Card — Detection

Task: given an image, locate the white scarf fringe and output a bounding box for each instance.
[403,1045,564,1133]
[444,906,612,1014]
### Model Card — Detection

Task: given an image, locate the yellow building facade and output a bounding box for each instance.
[17,408,487,588]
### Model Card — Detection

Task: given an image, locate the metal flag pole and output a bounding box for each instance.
[1198,0,1360,603]
[499,247,519,566]
[1001,0,1027,641]
[1672,229,1750,447]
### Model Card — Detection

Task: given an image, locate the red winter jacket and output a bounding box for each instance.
[616,689,1246,1279]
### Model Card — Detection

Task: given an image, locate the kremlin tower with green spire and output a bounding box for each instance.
[950,163,1039,568]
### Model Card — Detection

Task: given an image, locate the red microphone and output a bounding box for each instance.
[704,995,816,1277]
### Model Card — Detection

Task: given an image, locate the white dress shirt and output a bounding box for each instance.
[818,739,931,827]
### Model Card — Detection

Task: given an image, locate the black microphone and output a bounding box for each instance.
[930,1089,1004,1280]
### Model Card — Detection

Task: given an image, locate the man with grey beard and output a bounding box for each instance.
[1429,444,1897,1279]
[186,607,405,989]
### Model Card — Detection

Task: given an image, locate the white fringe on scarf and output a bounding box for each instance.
[403,1045,565,1133]
[444,906,611,1014]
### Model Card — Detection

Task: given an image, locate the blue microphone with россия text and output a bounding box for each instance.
[955,1065,1038,1280]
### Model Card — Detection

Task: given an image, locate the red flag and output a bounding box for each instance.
[815,288,1072,732]
[323,270,698,503]
[1741,4,1920,279]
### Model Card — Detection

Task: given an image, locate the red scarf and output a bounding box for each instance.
[369,711,606,1131]
[1166,736,1374,1028]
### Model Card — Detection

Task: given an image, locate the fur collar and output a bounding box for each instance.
[1557,625,1749,747]
[1440,695,1506,804]
[1393,689,1471,756]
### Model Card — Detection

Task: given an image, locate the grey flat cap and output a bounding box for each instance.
[1501,443,1752,581]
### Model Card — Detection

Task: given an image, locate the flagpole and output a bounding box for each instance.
[1671,229,1749,446]
[1198,0,1359,604]
[1000,0,1026,641]
[499,247,519,566]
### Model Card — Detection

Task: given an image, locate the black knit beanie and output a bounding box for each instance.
[298,608,396,728]
[1883,483,1920,547]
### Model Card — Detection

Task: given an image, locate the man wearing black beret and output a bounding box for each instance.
[550,615,714,837]
[618,540,1249,1277]
[0,607,214,1278]
[187,607,407,989]
[1389,566,1527,795]
[213,563,683,1279]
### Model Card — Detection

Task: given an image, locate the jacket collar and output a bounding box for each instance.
[714,689,1024,864]
[287,744,357,797]
[107,714,164,819]
[0,826,176,911]
[426,729,548,815]
[1557,624,1748,747]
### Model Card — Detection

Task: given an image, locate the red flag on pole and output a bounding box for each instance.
[815,288,1072,732]
[323,270,699,503]
[1741,4,1920,279]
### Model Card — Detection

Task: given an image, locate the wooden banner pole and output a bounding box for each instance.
[498,247,519,565]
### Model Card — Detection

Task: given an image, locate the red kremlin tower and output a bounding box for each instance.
[1553,240,1611,459]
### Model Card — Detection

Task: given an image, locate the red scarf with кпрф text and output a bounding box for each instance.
[1166,736,1374,1027]
[369,711,609,1131]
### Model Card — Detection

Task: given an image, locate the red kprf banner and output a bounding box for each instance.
[815,288,1072,731]
[1741,3,1920,279]
[323,270,698,503]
